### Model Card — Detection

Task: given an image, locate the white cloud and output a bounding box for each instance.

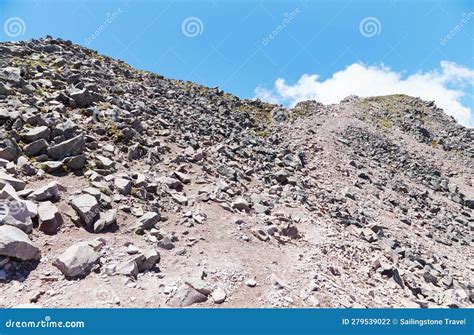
[255,61,474,127]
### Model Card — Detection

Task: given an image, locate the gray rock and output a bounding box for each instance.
[464,199,474,209]
[93,209,117,232]
[0,185,32,233]
[157,176,182,190]
[70,89,96,108]
[211,286,226,304]
[127,143,145,160]
[185,277,212,295]
[115,258,139,277]
[24,139,48,157]
[158,236,175,250]
[0,225,40,260]
[114,177,132,195]
[83,187,101,200]
[53,240,103,278]
[38,201,63,234]
[171,193,188,205]
[47,134,85,160]
[0,172,26,191]
[0,82,13,95]
[23,126,50,143]
[274,169,289,184]
[173,171,191,184]
[217,165,236,180]
[92,219,106,233]
[101,209,117,226]
[0,139,19,161]
[27,181,60,201]
[0,146,18,162]
[95,155,115,169]
[134,212,160,233]
[139,248,160,271]
[63,155,86,170]
[232,197,250,211]
[39,161,64,173]
[168,284,207,307]
[245,278,257,287]
[70,194,99,227]
[16,156,36,176]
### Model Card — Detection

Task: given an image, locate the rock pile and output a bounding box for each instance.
[0,37,472,308]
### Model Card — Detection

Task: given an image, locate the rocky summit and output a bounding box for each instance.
[0,37,472,308]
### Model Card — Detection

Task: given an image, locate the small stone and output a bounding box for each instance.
[95,155,115,169]
[114,177,132,195]
[63,155,86,170]
[232,197,250,211]
[139,248,160,271]
[38,201,63,234]
[134,212,160,233]
[127,244,140,254]
[168,284,207,307]
[157,236,175,250]
[274,169,289,183]
[211,286,226,304]
[115,259,139,277]
[217,165,236,180]
[185,277,212,295]
[245,279,257,287]
[270,273,286,289]
[171,193,188,206]
[157,176,182,190]
[173,171,191,184]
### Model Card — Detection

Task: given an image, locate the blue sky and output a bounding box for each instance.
[1,0,473,125]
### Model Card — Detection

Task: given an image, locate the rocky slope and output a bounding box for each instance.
[0,37,472,308]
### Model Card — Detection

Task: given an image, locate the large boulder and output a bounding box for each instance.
[27,181,60,201]
[38,201,63,234]
[0,225,41,260]
[70,89,97,108]
[24,139,48,157]
[23,126,50,143]
[47,134,85,160]
[0,138,20,161]
[53,239,103,278]
[0,172,26,191]
[70,194,99,227]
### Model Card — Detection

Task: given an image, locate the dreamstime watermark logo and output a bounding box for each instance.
[359,17,382,38]
[0,199,28,217]
[5,315,85,329]
[92,108,120,123]
[94,285,119,303]
[85,8,123,46]
[3,17,26,38]
[440,11,474,46]
[181,17,204,37]
[262,8,300,46]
